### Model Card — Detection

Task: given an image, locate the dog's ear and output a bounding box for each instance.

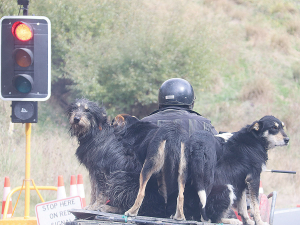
[112,114,126,129]
[248,121,260,132]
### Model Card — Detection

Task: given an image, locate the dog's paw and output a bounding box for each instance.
[171,213,186,221]
[242,218,255,225]
[124,210,137,217]
[221,218,243,225]
[98,204,123,214]
[84,205,95,211]
[255,221,269,225]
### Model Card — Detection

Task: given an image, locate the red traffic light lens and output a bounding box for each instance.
[14,48,33,67]
[12,21,33,41]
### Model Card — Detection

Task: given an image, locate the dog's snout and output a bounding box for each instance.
[284,137,289,144]
[74,116,81,124]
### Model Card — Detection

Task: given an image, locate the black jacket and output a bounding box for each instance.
[142,107,218,136]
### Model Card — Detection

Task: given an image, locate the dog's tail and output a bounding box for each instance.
[189,139,209,221]
[189,130,219,221]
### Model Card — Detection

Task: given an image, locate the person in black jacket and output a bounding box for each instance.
[142,78,236,221]
[142,78,218,136]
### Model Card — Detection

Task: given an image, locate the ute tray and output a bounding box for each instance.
[66,209,228,225]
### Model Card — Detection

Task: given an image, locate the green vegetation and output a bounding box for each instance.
[1,0,300,216]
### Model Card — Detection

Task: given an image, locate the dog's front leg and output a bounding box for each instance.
[237,190,254,225]
[84,174,98,210]
[90,174,98,204]
[246,175,269,225]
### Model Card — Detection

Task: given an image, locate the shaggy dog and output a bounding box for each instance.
[67,98,165,217]
[190,115,289,225]
[112,114,190,220]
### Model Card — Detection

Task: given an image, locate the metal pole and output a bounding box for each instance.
[24,123,31,219]
[268,191,277,225]
[23,4,28,16]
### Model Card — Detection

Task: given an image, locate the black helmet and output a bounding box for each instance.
[158,78,195,109]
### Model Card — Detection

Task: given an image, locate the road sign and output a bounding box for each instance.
[35,196,82,225]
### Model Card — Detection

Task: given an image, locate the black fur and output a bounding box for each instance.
[189,130,219,221]
[165,132,232,223]
[67,99,165,216]
[190,115,289,225]
[112,114,233,222]
[112,114,190,220]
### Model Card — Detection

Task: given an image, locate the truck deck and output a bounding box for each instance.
[66,209,228,225]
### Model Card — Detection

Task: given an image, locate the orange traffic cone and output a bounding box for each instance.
[259,181,270,222]
[1,177,12,219]
[77,174,86,208]
[56,175,66,200]
[70,175,78,197]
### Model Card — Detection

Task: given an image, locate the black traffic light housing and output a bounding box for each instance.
[11,101,38,123]
[0,16,51,101]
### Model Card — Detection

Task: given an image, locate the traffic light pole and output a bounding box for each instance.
[19,0,31,218]
[24,123,31,219]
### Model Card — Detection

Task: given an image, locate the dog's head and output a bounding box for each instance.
[248,115,289,149]
[67,98,107,138]
[112,114,139,136]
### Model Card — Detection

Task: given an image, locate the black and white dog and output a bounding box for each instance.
[190,115,289,225]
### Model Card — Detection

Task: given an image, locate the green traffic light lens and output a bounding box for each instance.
[14,75,33,94]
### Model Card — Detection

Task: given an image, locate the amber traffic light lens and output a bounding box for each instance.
[14,48,33,67]
[12,22,33,41]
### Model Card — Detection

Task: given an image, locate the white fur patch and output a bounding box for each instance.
[215,132,233,142]
[227,184,236,205]
[198,190,206,208]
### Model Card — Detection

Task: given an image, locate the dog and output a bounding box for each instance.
[112,114,190,220]
[164,130,235,222]
[113,114,235,221]
[66,98,165,216]
[190,115,289,225]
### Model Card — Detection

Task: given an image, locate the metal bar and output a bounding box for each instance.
[264,170,296,174]
[268,191,277,225]
[2,186,57,219]
[31,179,45,202]
[12,180,25,217]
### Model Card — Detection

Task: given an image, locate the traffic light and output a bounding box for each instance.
[0,16,51,101]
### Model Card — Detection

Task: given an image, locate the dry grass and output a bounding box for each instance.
[270,33,291,54]
[240,76,274,103]
[286,19,300,37]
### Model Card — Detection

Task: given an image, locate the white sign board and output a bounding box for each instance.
[35,196,82,225]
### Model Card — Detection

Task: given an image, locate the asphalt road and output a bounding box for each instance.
[273,208,300,225]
